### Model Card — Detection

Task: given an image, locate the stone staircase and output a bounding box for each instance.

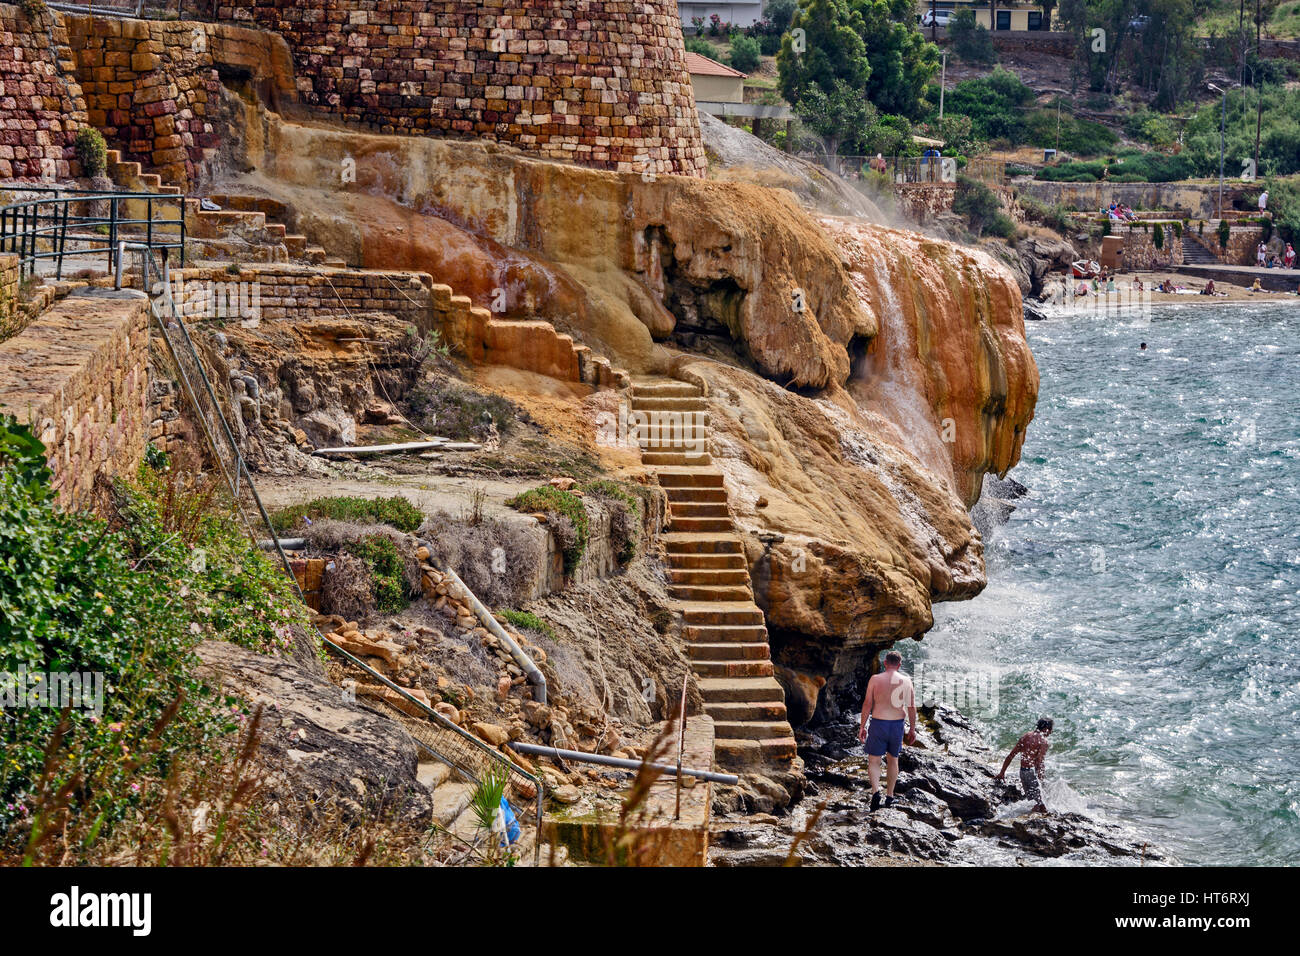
[1181,234,1222,264]
[98,156,339,267]
[630,379,796,773]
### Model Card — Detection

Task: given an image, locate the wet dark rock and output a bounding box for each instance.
[710,702,1167,866]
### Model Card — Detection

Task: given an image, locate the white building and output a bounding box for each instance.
[678,1,767,31]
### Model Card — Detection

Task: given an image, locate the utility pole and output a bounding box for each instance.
[939,51,947,121]
[1055,98,1061,156]
[1210,83,1228,219]
[931,0,937,42]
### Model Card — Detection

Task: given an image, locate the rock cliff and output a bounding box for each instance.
[222,109,1037,718]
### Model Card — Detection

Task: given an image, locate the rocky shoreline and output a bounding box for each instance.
[710,703,1168,866]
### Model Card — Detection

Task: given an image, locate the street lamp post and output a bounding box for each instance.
[1209,83,1227,219]
[938,51,947,121]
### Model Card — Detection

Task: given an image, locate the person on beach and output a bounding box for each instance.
[1250,277,1263,293]
[1285,244,1296,269]
[1257,242,1267,268]
[996,717,1054,813]
[857,650,917,811]
[1259,189,1269,213]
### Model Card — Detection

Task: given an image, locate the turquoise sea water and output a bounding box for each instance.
[923,301,1300,865]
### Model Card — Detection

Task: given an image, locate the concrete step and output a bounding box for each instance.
[669,583,753,602]
[684,623,768,642]
[686,642,770,662]
[704,699,790,723]
[713,720,793,741]
[631,381,701,399]
[629,396,707,412]
[680,602,764,626]
[698,676,786,703]
[669,516,734,533]
[664,486,728,503]
[670,501,730,518]
[284,234,309,255]
[654,469,724,488]
[642,451,712,466]
[668,567,750,586]
[662,534,743,555]
[668,551,747,570]
[715,736,799,769]
[691,658,773,678]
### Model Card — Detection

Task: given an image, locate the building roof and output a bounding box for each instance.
[684,52,747,79]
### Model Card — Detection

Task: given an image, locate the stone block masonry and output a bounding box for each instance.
[0,288,150,509]
[0,3,89,179]
[0,253,19,340]
[62,13,299,190]
[227,0,707,177]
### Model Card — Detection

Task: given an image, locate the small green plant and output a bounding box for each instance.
[73,127,108,178]
[271,495,424,534]
[1153,222,1165,250]
[1218,218,1232,249]
[344,535,412,614]
[18,0,47,21]
[507,484,589,574]
[498,609,555,640]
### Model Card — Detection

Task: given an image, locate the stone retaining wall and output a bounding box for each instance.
[62,15,296,190]
[0,3,89,179]
[225,0,707,177]
[0,288,150,508]
[162,263,435,328]
[0,253,19,340]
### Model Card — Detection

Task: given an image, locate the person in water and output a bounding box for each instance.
[996,717,1054,813]
[857,650,917,811]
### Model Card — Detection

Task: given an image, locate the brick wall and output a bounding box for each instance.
[162,263,435,328]
[0,289,150,509]
[225,0,707,177]
[62,14,298,189]
[0,3,89,179]
[0,253,18,340]
[1113,224,1185,270]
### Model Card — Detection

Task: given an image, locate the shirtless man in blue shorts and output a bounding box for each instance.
[857,650,917,811]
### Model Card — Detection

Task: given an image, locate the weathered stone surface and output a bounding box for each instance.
[231,0,707,178]
[194,639,433,825]
[711,705,1168,866]
[0,289,150,509]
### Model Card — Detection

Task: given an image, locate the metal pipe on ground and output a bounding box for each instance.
[424,552,548,705]
[507,742,739,785]
[258,538,306,551]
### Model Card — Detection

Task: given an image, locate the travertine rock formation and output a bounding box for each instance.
[227,113,1038,716]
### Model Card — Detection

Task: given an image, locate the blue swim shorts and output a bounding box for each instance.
[865,717,905,758]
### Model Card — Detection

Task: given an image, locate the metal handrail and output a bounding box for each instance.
[0,191,186,281]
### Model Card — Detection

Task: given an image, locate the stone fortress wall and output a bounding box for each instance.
[223,0,707,177]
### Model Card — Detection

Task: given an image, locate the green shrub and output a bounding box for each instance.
[1,433,306,845]
[344,535,412,614]
[497,609,555,640]
[949,10,996,65]
[729,34,761,73]
[271,495,424,535]
[1153,222,1165,250]
[1218,218,1231,249]
[74,127,108,178]
[953,174,1010,238]
[507,485,589,573]
[18,0,46,21]
[685,36,718,58]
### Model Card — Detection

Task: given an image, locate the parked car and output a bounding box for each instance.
[920,10,955,27]
[1129,15,1151,30]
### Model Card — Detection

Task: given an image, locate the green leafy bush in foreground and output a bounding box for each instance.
[271,495,424,535]
[1,422,309,845]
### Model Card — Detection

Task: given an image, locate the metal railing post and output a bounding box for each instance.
[108,197,118,273]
